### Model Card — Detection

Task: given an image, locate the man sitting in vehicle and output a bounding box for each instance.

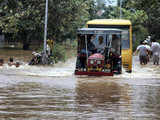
[112,34,121,56]
[95,36,106,54]
[88,35,97,55]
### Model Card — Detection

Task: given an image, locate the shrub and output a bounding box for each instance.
[51,43,66,63]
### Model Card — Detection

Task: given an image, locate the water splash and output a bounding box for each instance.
[0,55,160,78]
[0,58,76,77]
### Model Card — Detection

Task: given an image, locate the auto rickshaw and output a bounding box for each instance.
[75,28,122,76]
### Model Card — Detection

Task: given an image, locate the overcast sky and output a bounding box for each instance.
[105,0,117,6]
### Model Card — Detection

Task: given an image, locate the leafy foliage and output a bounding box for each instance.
[51,43,66,63]
[1,0,158,55]
[0,0,93,49]
[126,0,160,40]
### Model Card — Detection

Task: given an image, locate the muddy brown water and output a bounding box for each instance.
[0,49,160,120]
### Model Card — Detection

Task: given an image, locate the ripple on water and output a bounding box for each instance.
[0,52,160,119]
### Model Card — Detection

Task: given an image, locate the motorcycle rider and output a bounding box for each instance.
[29,51,42,65]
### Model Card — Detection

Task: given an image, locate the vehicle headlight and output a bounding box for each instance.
[90,60,94,64]
[97,60,101,64]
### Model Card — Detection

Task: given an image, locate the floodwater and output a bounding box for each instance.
[0,49,160,120]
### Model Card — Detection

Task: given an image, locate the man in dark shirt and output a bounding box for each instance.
[88,35,97,54]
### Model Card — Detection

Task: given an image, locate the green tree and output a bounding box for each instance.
[0,0,45,49]
[126,0,160,40]
[0,0,94,49]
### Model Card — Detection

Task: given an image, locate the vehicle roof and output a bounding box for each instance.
[77,28,123,34]
[87,19,131,25]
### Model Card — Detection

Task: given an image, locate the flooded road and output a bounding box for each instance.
[0,49,160,120]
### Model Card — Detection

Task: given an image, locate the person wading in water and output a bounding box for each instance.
[135,41,148,65]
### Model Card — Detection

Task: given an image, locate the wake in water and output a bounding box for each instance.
[0,57,76,77]
[119,56,160,79]
[0,55,160,78]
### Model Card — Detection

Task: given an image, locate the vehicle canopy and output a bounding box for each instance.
[86,19,132,26]
[77,28,123,35]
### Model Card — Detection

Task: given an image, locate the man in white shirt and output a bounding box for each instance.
[151,39,160,65]
[143,40,151,62]
[135,41,148,65]
[95,36,106,53]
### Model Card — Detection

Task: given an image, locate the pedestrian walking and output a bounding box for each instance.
[143,40,151,62]
[47,39,54,56]
[135,40,148,65]
[151,39,160,65]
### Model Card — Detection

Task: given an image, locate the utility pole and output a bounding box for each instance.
[120,0,122,19]
[42,0,49,64]
[44,0,48,55]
